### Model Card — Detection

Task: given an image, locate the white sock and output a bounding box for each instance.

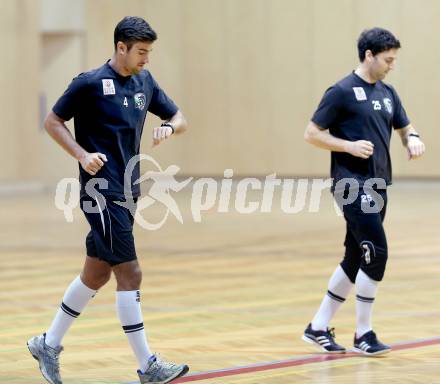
[45,276,97,348]
[116,290,152,372]
[355,269,378,338]
[311,265,354,331]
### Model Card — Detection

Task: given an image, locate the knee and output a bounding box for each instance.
[114,263,142,290]
[128,266,142,287]
[81,270,111,290]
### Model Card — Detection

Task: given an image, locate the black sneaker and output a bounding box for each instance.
[353,330,391,356]
[302,323,346,353]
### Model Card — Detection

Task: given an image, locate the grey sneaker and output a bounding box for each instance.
[138,354,189,384]
[27,333,63,384]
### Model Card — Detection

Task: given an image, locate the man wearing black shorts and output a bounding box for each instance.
[27,17,189,384]
[302,28,425,356]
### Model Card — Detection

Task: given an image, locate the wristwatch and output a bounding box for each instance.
[161,122,175,134]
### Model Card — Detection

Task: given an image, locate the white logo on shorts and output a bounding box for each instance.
[119,155,193,230]
[353,87,367,101]
[102,79,116,95]
[360,240,375,265]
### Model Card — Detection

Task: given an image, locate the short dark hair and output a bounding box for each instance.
[357,28,401,62]
[114,16,157,50]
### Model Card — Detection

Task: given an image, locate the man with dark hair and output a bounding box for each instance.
[302,27,425,356]
[114,16,157,50]
[357,27,401,61]
[27,16,189,384]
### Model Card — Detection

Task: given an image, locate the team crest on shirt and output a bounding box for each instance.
[383,98,393,114]
[102,79,115,95]
[134,93,146,110]
[352,87,367,101]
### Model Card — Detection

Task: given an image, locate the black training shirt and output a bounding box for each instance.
[53,62,178,198]
[311,72,410,191]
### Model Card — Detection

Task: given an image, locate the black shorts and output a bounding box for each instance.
[335,188,388,282]
[80,196,137,266]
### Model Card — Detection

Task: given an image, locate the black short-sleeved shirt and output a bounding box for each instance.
[311,72,410,191]
[53,62,178,198]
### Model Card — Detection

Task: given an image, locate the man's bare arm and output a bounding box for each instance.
[45,111,107,175]
[304,121,374,159]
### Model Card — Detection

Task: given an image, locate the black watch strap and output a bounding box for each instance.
[408,133,420,138]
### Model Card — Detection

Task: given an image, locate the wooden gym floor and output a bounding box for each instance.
[0,180,439,383]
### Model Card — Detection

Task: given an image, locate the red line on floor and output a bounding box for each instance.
[170,336,440,382]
